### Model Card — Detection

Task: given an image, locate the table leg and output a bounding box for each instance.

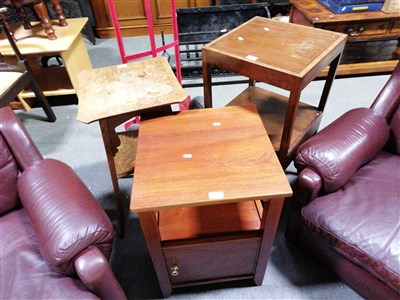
[254,198,285,285]
[139,212,173,298]
[318,53,341,112]
[278,86,301,167]
[99,119,125,238]
[202,61,213,108]
[29,75,57,122]
[60,34,92,93]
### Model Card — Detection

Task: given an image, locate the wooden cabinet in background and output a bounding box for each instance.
[89,0,210,38]
[289,0,400,76]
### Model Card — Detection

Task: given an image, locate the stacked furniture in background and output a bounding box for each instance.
[0,106,126,299]
[289,0,400,77]
[0,0,96,43]
[286,62,400,299]
[0,0,68,40]
[0,8,56,120]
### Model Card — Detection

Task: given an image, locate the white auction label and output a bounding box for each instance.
[245,55,258,61]
[208,191,225,200]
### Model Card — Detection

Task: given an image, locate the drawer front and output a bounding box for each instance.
[163,237,261,284]
[322,21,390,39]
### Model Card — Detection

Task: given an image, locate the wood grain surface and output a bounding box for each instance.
[76,57,188,123]
[131,104,292,212]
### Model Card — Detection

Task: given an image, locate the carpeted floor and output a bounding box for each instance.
[14,33,392,299]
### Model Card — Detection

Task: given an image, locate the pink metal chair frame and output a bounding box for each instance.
[107,0,182,84]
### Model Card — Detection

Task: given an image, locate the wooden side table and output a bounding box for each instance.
[0,18,92,102]
[131,105,292,297]
[290,0,400,76]
[202,16,347,168]
[76,57,189,237]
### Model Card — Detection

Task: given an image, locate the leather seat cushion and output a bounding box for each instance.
[302,151,400,293]
[0,208,98,299]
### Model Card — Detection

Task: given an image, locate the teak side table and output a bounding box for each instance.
[202,16,347,168]
[76,57,189,237]
[131,105,292,297]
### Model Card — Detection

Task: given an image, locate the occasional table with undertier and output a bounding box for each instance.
[131,105,292,297]
[202,16,347,168]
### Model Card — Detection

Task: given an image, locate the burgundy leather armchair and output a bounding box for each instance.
[0,106,126,299]
[286,63,400,299]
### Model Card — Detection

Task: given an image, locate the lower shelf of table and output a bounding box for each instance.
[227,86,322,167]
[113,106,178,178]
[159,201,263,241]
[18,65,74,100]
[115,130,138,178]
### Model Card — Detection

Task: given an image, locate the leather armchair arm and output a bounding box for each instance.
[0,107,42,170]
[371,61,400,120]
[295,108,390,193]
[17,159,115,275]
[285,168,322,240]
[74,246,127,300]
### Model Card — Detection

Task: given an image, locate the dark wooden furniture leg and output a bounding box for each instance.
[278,86,302,166]
[254,198,285,285]
[138,212,173,298]
[7,0,69,40]
[28,73,56,121]
[0,8,16,41]
[32,1,56,40]
[99,118,126,238]
[50,0,67,26]
[202,59,213,108]
[318,54,342,112]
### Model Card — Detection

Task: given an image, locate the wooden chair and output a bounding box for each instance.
[0,0,67,40]
[0,8,56,121]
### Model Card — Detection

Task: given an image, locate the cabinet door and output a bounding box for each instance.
[90,0,211,37]
[116,0,147,26]
[163,237,260,284]
[90,0,148,37]
[152,0,211,25]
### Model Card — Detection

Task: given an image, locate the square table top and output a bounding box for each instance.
[0,18,88,56]
[130,104,292,212]
[76,57,189,123]
[202,16,347,88]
